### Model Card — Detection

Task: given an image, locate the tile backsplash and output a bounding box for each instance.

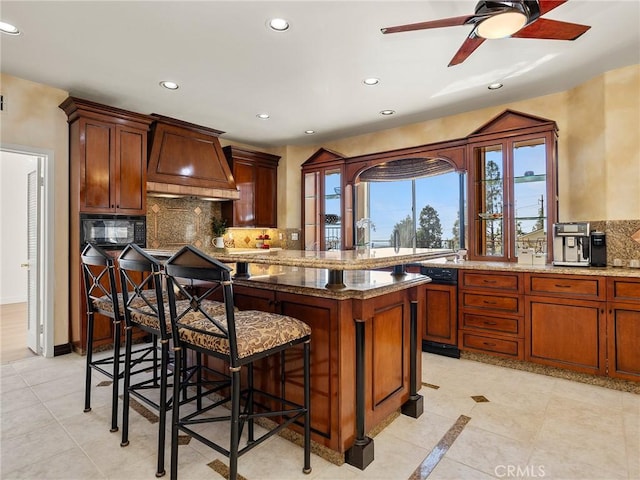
[146,196,301,250]
[590,219,640,267]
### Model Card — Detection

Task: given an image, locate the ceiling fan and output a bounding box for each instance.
[381,0,591,66]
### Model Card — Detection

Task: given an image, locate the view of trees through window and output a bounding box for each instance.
[366,171,462,249]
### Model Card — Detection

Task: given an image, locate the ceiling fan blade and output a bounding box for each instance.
[538,0,569,16]
[381,15,475,34]
[512,18,590,40]
[448,35,486,66]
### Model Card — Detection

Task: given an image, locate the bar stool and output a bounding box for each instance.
[164,245,312,480]
[80,243,158,433]
[117,244,231,477]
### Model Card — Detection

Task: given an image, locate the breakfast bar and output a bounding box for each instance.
[147,247,453,467]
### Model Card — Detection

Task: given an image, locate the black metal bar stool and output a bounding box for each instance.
[80,243,158,433]
[164,245,312,480]
[118,244,231,477]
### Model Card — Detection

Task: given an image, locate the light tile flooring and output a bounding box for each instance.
[1,349,638,480]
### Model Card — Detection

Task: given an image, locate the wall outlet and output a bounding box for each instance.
[291,232,299,241]
[279,232,283,240]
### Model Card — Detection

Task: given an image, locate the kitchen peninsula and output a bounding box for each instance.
[148,246,454,467]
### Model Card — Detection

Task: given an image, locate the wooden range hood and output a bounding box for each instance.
[146,114,240,201]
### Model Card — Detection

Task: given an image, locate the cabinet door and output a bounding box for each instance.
[115,125,147,214]
[422,284,457,345]
[525,295,606,375]
[323,168,342,250]
[255,163,277,227]
[607,303,640,381]
[80,118,114,213]
[230,160,256,226]
[303,171,320,250]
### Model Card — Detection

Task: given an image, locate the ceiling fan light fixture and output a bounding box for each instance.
[476,10,527,39]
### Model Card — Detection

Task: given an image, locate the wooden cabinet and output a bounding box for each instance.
[301,148,349,251]
[221,146,280,228]
[223,283,414,454]
[61,97,152,215]
[421,283,457,346]
[467,110,558,263]
[606,277,640,381]
[458,270,524,359]
[60,97,153,353]
[525,273,606,375]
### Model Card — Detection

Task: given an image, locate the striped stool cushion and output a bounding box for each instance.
[177,310,311,359]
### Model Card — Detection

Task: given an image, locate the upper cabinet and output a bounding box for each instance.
[301,149,347,251]
[60,97,153,215]
[221,146,280,228]
[467,110,558,263]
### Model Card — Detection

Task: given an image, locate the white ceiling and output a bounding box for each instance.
[1,1,639,147]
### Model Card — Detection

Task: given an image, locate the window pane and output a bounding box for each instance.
[514,138,547,256]
[415,173,461,249]
[475,145,504,256]
[368,180,412,247]
[324,169,341,250]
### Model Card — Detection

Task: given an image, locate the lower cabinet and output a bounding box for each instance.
[421,283,457,346]
[525,295,606,375]
[607,277,640,381]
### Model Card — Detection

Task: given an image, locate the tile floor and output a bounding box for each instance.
[1,350,638,480]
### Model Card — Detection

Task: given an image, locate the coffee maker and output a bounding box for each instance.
[553,222,590,266]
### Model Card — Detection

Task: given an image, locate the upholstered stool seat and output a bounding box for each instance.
[164,246,312,480]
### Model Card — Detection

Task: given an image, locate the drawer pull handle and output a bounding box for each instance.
[483,300,497,305]
[483,342,497,347]
[483,280,497,284]
[554,284,572,288]
[484,321,497,325]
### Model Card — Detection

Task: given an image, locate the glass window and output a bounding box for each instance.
[366,171,463,249]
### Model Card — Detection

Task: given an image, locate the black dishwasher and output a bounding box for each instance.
[420,266,460,358]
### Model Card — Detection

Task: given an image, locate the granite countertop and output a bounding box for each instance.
[230,264,432,300]
[146,246,456,271]
[418,258,640,278]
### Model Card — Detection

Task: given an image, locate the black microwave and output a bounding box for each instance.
[80,214,146,250]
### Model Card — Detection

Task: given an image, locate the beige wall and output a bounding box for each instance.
[278,64,640,228]
[1,65,638,348]
[0,73,70,347]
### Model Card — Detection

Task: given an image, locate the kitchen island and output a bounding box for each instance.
[147,247,453,467]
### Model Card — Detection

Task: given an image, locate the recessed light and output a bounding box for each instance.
[159,81,179,90]
[0,21,20,35]
[268,18,289,32]
[380,109,395,116]
[363,78,380,86]
[304,130,316,135]
[488,82,503,90]
[256,113,270,119]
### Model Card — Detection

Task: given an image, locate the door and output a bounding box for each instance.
[27,165,42,353]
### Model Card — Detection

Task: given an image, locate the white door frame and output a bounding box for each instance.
[1,144,55,358]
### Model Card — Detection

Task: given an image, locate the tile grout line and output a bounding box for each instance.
[408,414,471,480]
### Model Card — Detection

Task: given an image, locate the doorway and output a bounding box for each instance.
[0,147,54,361]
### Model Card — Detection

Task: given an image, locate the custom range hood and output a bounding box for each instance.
[146,114,240,201]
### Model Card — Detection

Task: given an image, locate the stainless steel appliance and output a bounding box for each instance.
[552,222,590,266]
[80,214,146,249]
[590,231,607,267]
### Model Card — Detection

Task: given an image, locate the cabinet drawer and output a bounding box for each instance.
[460,292,522,315]
[460,271,521,292]
[608,277,640,304]
[459,331,522,359]
[526,274,604,300]
[460,312,522,336]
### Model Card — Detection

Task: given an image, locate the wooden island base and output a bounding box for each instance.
[201,266,431,468]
